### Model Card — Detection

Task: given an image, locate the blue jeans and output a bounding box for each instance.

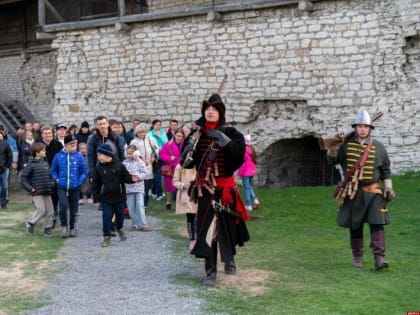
[144,179,153,207]
[152,171,163,197]
[57,188,80,229]
[242,176,257,206]
[0,168,9,205]
[101,201,125,237]
[127,192,147,228]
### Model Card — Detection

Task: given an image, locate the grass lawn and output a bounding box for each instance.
[1,173,419,315]
[0,191,65,315]
[149,172,420,315]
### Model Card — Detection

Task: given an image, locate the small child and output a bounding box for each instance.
[123,145,152,232]
[92,143,140,247]
[51,134,88,238]
[237,134,260,211]
[21,142,54,236]
[78,142,92,204]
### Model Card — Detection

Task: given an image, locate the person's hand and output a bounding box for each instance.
[206,129,231,147]
[383,179,396,201]
[132,175,140,182]
[11,162,17,169]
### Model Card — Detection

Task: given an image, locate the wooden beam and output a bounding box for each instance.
[118,0,125,17]
[45,0,65,23]
[38,0,45,25]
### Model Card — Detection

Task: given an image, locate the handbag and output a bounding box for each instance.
[160,164,174,177]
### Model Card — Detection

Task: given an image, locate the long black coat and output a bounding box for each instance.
[184,117,249,261]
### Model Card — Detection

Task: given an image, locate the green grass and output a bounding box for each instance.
[149,172,420,315]
[1,174,419,315]
[0,192,64,315]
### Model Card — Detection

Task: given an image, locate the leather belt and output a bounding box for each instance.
[360,182,382,194]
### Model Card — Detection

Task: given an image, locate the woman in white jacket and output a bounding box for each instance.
[130,123,159,210]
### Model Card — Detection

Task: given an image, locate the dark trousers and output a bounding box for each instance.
[350,224,384,239]
[144,178,153,207]
[152,171,163,197]
[102,201,125,237]
[57,188,80,230]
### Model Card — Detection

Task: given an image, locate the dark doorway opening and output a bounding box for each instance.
[260,136,335,188]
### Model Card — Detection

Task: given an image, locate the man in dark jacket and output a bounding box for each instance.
[87,115,125,179]
[0,130,12,208]
[181,93,250,286]
[41,125,63,227]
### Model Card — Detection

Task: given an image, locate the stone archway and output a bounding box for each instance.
[258,136,333,188]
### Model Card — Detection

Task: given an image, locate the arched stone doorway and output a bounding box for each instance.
[258,136,333,188]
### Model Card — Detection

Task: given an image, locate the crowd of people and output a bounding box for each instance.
[1,101,397,286]
[0,108,260,284]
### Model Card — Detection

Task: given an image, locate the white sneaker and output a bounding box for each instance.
[245,205,253,211]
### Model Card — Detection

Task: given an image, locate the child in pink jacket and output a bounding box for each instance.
[237,134,260,211]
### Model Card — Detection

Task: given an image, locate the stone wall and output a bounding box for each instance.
[50,0,420,179]
[0,55,25,102]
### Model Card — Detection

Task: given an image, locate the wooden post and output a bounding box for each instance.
[38,0,45,25]
[118,0,125,17]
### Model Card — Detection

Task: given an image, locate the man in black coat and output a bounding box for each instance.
[181,93,250,286]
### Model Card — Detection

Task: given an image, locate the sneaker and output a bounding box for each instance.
[129,226,137,231]
[245,205,253,211]
[156,195,164,201]
[44,228,52,237]
[1,203,7,209]
[69,229,77,237]
[78,199,84,205]
[151,194,157,200]
[87,198,93,204]
[139,226,152,232]
[61,226,68,238]
[253,199,260,209]
[117,229,127,241]
[26,222,34,235]
[101,236,111,247]
[166,203,171,210]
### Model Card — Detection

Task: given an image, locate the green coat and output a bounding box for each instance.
[336,137,391,229]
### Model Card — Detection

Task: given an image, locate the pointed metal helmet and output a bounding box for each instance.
[352,109,375,129]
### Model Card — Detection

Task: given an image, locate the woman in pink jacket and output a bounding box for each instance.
[159,129,184,210]
[237,134,260,211]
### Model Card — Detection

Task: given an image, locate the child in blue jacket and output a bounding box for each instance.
[51,135,88,238]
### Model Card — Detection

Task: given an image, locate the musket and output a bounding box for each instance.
[319,111,384,152]
[211,200,243,219]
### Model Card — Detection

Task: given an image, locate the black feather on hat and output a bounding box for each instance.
[201,93,226,121]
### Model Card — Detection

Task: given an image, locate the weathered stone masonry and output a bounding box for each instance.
[1,0,419,185]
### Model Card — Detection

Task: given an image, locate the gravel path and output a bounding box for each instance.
[25,202,206,315]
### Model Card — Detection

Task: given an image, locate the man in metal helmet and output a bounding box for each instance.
[334,109,396,270]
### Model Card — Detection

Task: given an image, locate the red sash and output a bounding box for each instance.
[215,176,249,221]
